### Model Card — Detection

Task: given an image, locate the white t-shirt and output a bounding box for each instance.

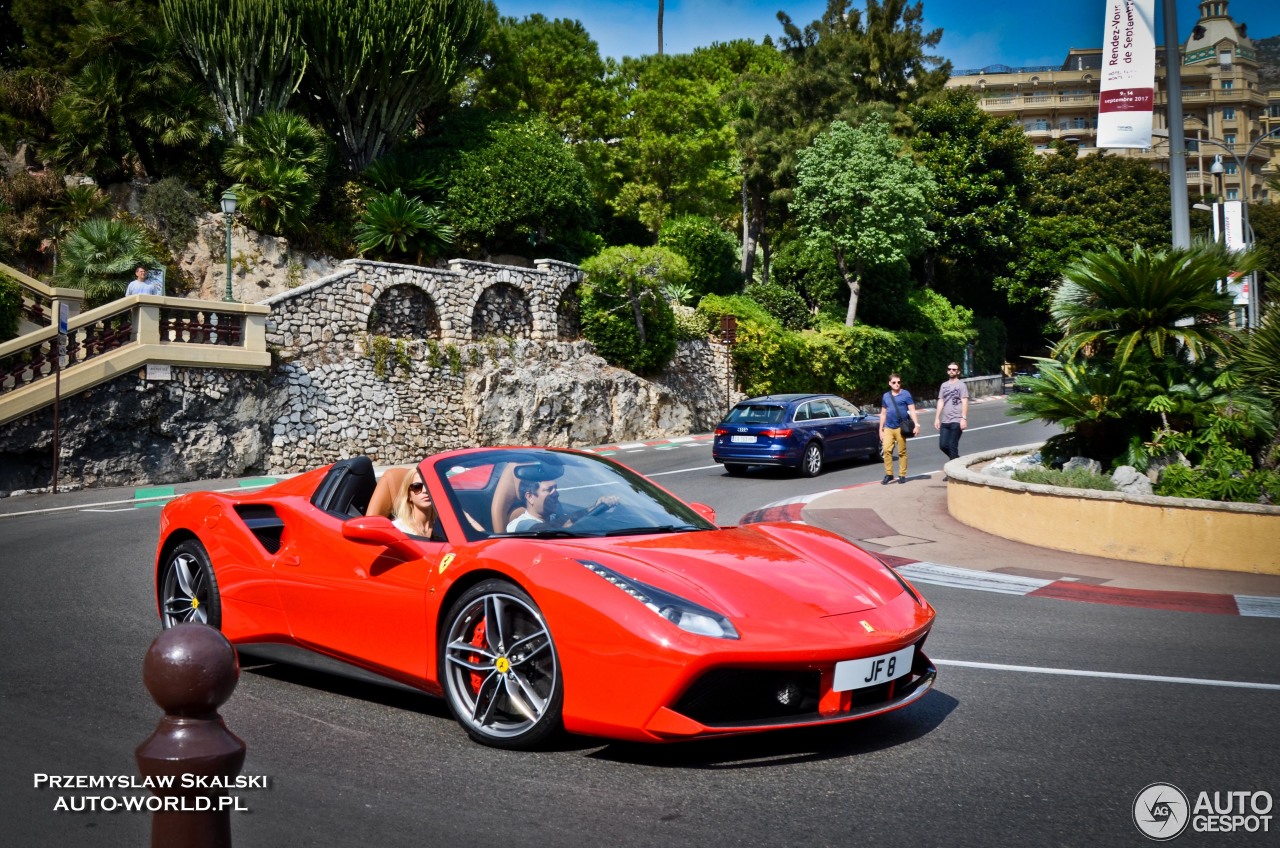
[506,512,540,532]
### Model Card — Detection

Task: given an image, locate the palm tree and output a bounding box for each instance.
[1051,241,1260,369]
[222,111,329,236]
[54,218,157,305]
[355,189,454,265]
[658,0,664,55]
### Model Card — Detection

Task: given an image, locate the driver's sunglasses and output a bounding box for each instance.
[947,368,959,372]
[409,482,426,494]
[889,380,901,385]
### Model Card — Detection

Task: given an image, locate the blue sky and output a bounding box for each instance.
[493,1,1280,72]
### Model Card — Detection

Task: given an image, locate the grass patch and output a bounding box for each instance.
[1011,467,1117,491]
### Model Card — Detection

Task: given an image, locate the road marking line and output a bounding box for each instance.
[0,479,281,519]
[1235,595,1280,618]
[896,562,1053,595]
[934,659,1280,691]
[647,464,723,477]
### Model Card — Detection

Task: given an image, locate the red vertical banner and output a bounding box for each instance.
[1098,0,1157,148]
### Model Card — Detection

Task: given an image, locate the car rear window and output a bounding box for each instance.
[724,404,786,425]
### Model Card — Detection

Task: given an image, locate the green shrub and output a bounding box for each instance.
[1149,416,1280,504]
[672,304,709,341]
[580,246,682,374]
[971,314,1009,375]
[0,273,21,342]
[1011,467,1117,491]
[745,281,809,330]
[139,178,205,253]
[769,237,842,314]
[657,216,742,298]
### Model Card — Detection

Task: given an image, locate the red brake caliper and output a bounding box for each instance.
[468,618,488,693]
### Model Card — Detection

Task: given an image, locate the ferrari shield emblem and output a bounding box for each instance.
[438,553,455,574]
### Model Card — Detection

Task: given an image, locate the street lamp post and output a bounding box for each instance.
[1153,126,1280,329]
[220,189,237,302]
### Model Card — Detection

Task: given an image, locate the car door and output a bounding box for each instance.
[271,499,445,679]
[829,396,876,456]
[806,398,851,458]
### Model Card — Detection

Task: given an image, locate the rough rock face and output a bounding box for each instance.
[1111,465,1154,496]
[0,368,285,493]
[177,212,339,302]
[463,340,725,449]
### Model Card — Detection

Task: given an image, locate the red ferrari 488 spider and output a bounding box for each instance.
[154,447,935,748]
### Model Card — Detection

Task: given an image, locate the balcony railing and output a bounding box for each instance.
[0,293,271,425]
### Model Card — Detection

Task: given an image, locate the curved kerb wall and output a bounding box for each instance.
[944,444,1280,575]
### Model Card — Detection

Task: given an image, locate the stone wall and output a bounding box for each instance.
[0,258,734,492]
[0,366,286,493]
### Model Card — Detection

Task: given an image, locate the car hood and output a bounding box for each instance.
[552,523,905,619]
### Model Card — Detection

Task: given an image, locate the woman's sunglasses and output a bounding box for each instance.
[409,482,426,494]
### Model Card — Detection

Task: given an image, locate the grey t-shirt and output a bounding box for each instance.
[937,379,969,424]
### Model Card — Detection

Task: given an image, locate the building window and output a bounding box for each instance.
[1072,117,1088,129]
[1032,118,1048,131]
[1222,80,1233,90]
[1222,107,1235,120]
[1224,134,1236,145]
[1227,189,1238,200]
[1225,163,1237,175]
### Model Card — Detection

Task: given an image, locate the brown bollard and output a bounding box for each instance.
[136,623,247,848]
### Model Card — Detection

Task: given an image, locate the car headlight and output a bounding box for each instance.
[579,560,739,640]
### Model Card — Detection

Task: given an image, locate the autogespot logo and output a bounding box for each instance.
[1134,783,1190,841]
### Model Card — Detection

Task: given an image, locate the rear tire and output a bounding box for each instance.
[723,463,748,476]
[800,442,823,477]
[158,539,222,629]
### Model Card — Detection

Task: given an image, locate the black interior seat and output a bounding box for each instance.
[310,456,377,518]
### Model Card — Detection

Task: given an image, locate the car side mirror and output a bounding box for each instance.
[689,502,717,524]
[342,516,421,557]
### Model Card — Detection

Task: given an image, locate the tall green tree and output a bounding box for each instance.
[469,13,610,145]
[48,0,216,181]
[733,0,948,282]
[907,89,1034,313]
[606,44,761,233]
[996,143,1173,325]
[296,0,487,170]
[793,114,935,326]
[160,0,307,138]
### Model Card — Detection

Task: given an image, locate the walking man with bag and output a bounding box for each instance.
[934,361,969,462]
[878,372,919,484]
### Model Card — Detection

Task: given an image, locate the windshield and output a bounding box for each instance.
[723,404,786,425]
[432,448,718,541]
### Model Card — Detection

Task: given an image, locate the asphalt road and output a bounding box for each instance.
[2,399,1277,847]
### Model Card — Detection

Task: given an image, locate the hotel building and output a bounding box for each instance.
[946,1,1280,204]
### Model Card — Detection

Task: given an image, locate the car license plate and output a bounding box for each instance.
[833,645,914,690]
[730,435,756,443]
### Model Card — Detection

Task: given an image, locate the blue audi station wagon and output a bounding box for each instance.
[712,393,879,477]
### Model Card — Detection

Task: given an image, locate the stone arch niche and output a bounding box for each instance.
[472,282,532,340]
[368,284,441,338]
[556,281,581,340]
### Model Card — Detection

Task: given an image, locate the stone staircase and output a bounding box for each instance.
[0,262,271,427]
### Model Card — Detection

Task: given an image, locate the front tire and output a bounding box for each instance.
[440,579,563,749]
[159,539,222,629]
[800,441,823,477]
